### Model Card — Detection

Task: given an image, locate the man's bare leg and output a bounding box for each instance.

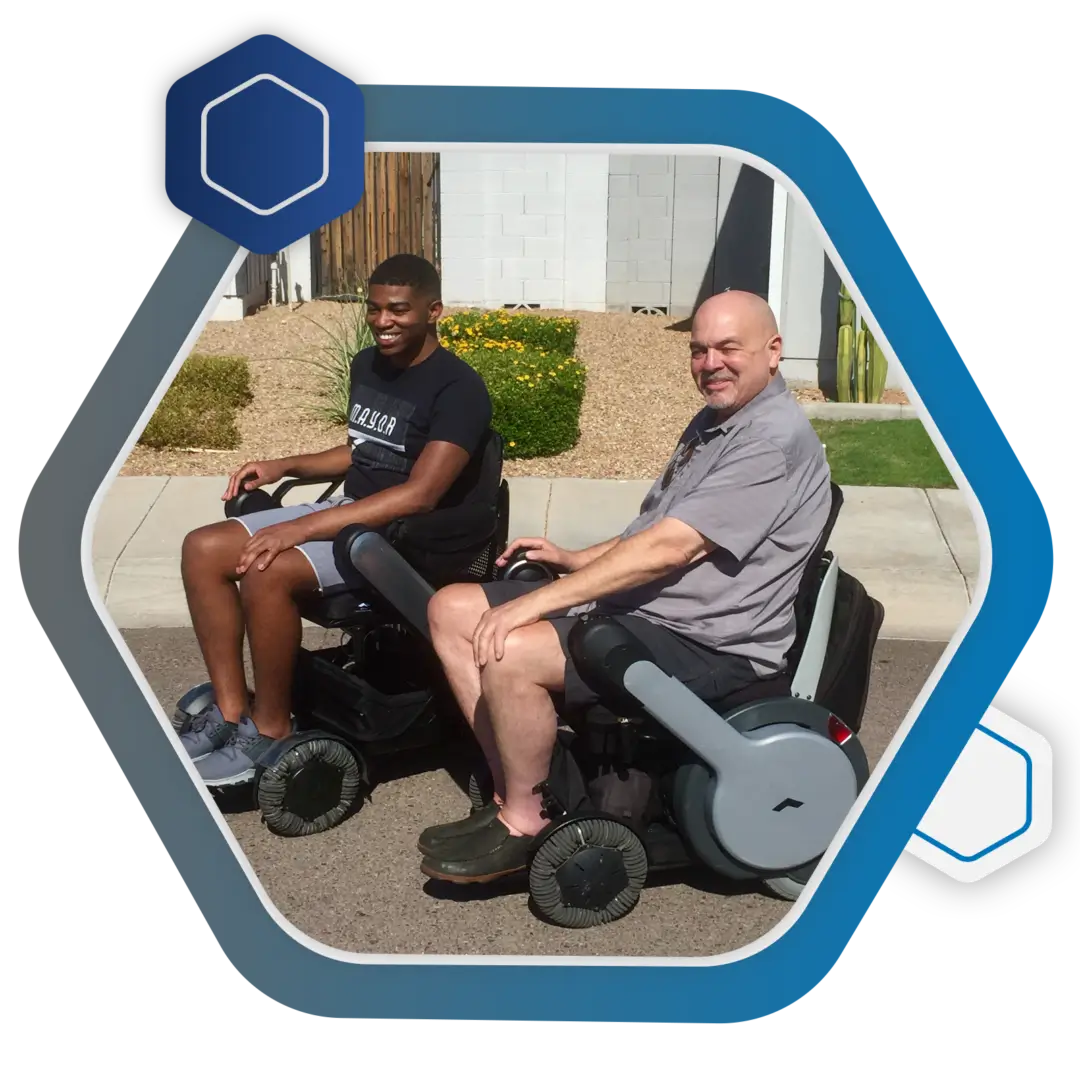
[180,521,252,722]
[190,545,323,784]
[418,623,567,880]
[238,549,320,740]
[428,584,506,801]
[478,623,567,836]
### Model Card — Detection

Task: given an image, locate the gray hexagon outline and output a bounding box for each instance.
[200,73,330,216]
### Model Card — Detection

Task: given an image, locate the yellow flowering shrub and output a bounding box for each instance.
[439,310,585,459]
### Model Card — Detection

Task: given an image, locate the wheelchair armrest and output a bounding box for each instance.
[567,614,755,771]
[333,524,436,642]
[223,475,346,520]
[566,613,667,707]
[270,475,346,505]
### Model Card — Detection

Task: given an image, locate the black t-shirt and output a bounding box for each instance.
[343,344,493,506]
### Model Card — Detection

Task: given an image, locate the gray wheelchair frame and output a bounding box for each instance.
[489,481,886,926]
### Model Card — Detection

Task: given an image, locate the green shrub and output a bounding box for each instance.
[439,310,585,458]
[139,354,252,449]
[440,309,578,356]
[454,341,587,459]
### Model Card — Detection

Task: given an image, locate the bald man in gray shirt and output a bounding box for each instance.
[420,290,832,884]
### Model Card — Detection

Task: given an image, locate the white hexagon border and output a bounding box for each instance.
[200,73,330,216]
[65,139,993,976]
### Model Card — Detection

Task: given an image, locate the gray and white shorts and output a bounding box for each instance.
[233,495,356,592]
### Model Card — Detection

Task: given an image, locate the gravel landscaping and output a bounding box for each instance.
[120,300,908,482]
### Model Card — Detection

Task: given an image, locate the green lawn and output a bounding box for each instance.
[810,419,956,488]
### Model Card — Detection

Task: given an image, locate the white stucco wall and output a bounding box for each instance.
[438,152,608,310]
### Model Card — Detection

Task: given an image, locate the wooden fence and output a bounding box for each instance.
[313,152,440,297]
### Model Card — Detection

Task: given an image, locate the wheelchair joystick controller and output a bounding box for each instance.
[501,555,557,583]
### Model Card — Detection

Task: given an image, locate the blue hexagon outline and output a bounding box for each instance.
[201,73,330,215]
[913,725,1033,861]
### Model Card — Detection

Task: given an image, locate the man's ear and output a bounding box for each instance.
[768,333,783,372]
[429,299,444,323]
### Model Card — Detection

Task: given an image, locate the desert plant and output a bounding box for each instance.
[302,294,376,424]
[835,283,888,403]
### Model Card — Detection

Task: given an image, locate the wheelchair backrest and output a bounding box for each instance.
[784,482,843,678]
[786,482,885,731]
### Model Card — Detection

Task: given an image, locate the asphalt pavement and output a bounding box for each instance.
[123,626,943,958]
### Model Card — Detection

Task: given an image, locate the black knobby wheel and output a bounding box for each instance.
[529,817,648,929]
[256,738,367,837]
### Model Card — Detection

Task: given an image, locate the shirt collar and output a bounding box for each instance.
[699,372,788,439]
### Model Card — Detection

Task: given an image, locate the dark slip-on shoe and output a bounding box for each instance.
[417,800,501,857]
[420,812,536,884]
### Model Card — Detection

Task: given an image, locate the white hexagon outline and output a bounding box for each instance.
[902,704,1054,881]
[200,73,330,216]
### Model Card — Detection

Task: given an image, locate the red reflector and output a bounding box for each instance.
[828,715,853,745]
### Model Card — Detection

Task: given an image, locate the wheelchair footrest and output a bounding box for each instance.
[293,646,435,743]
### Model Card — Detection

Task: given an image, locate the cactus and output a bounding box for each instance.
[835,283,856,401]
[834,284,888,403]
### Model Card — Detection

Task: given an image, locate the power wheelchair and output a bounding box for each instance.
[172,428,515,836]
[489,481,886,927]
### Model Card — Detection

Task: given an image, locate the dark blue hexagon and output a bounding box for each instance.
[166,35,363,253]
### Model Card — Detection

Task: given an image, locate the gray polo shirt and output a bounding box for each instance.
[569,373,831,675]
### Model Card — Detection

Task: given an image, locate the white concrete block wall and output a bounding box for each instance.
[438,152,608,310]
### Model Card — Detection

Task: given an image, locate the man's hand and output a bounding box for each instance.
[472,592,544,667]
[236,520,309,575]
[496,536,579,574]
[223,460,288,503]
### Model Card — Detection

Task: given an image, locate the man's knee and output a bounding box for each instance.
[428,583,488,642]
[479,623,566,692]
[238,551,317,603]
[181,522,242,573]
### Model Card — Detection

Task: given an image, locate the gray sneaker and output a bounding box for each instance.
[178,705,235,762]
[195,717,280,786]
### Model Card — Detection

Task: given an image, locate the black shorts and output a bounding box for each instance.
[479,579,760,711]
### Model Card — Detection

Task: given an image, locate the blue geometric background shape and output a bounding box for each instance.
[16,56,1080,1019]
[166,35,364,253]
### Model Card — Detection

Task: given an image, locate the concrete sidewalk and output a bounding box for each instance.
[91,475,980,642]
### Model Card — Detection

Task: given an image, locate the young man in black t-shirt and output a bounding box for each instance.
[177,254,492,786]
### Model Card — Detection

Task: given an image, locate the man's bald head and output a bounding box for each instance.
[689,290,783,416]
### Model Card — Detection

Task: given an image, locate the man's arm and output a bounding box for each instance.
[529,439,794,614]
[524,517,713,616]
[285,440,473,542]
[567,536,623,570]
[276,444,354,479]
